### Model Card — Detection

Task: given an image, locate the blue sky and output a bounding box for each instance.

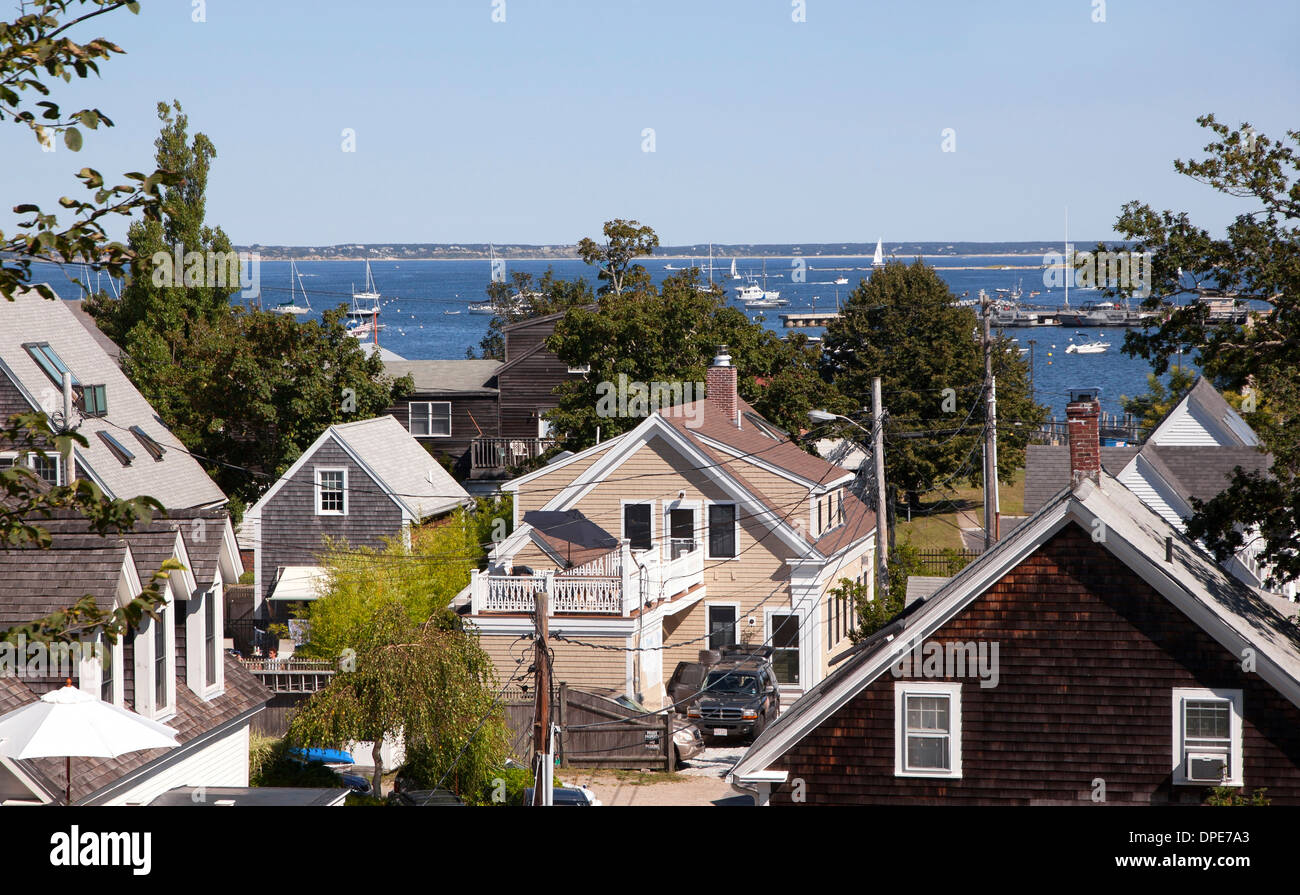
[2,0,1296,246]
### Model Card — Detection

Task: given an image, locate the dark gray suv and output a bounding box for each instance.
[685,648,781,742]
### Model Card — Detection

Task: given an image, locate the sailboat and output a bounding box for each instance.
[729,258,741,281]
[347,261,382,319]
[872,239,884,267]
[273,261,312,315]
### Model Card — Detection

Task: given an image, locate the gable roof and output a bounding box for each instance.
[1148,376,1260,447]
[0,289,226,510]
[1023,444,1137,513]
[730,472,1300,783]
[383,359,501,395]
[246,415,470,523]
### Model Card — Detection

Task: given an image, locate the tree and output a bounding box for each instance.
[1102,115,1299,588]
[288,602,508,799]
[1,0,176,305]
[1119,365,1198,436]
[86,103,410,506]
[470,269,594,360]
[576,218,659,296]
[299,514,482,661]
[820,259,1044,506]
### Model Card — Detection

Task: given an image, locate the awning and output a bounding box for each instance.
[269,565,330,601]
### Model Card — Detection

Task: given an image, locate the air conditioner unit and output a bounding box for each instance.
[1185,752,1228,784]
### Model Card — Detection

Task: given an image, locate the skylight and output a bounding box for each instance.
[129,425,166,461]
[97,430,135,466]
[23,342,80,387]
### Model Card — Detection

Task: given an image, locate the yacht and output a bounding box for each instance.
[1066,340,1110,354]
[273,261,312,315]
[346,261,382,319]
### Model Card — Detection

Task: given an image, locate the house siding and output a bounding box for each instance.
[475,628,630,693]
[387,393,500,469]
[768,524,1300,805]
[497,351,571,439]
[101,722,251,806]
[259,436,404,598]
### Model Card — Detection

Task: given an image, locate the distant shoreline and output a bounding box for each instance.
[234,252,1059,264]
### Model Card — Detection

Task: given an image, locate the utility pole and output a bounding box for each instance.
[872,377,889,595]
[531,589,551,806]
[981,296,1000,549]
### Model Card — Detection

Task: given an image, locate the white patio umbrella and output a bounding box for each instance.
[0,684,179,804]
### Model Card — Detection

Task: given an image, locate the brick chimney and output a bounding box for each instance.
[1067,387,1101,488]
[706,346,740,427]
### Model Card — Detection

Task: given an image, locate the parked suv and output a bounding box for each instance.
[685,647,781,743]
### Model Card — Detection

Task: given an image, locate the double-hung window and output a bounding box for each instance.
[707,503,738,559]
[1173,688,1242,786]
[316,468,347,515]
[205,591,218,688]
[623,503,653,551]
[153,608,168,712]
[895,682,962,778]
[409,402,451,437]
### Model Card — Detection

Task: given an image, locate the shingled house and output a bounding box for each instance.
[384,311,586,487]
[1024,376,1285,597]
[0,512,268,805]
[730,389,1300,806]
[462,350,877,707]
[241,415,471,616]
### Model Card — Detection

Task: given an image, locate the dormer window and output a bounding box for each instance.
[153,608,167,710]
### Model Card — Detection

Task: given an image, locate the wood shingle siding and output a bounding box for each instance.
[259,437,403,595]
[768,524,1300,805]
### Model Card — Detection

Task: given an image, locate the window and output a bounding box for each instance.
[130,425,166,461]
[707,605,737,651]
[567,364,591,374]
[205,591,218,687]
[770,613,800,685]
[623,503,653,551]
[316,469,347,515]
[707,504,737,559]
[29,453,60,485]
[153,609,167,711]
[100,641,114,703]
[409,401,451,437]
[837,491,845,525]
[0,452,17,470]
[1173,688,1242,786]
[668,507,696,558]
[895,682,962,778]
[23,342,78,387]
[97,430,135,466]
[79,384,108,417]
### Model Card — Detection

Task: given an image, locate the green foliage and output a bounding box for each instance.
[472,268,594,360]
[821,259,1045,503]
[470,494,513,564]
[1204,786,1270,806]
[546,250,848,447]
[576,218,660,296]
[86,102,410,504]
[1,1,178,305]
[248,736,343,788]
[1119,365,1198,436]
[288,601,508,799]
[1106,115,1300,588]
[300,512,482,659]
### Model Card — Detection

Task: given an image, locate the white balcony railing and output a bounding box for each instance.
[470,539,705,617]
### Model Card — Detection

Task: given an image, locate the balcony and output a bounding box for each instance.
[469,540,704,617]
[470,436,557,477]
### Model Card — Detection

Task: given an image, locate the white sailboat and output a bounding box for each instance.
[347,261,382,319]
[273,261,312,315]
[729,258,741,280]
[872,239,884,267]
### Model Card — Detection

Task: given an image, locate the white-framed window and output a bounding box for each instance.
[409,401,451,437]
[315,468,347,516]
[664,500,700,560]
[135,601,175,721]
[567,364,591,375]
[895,681,962,778]
[27,453,61,485]
[768,610,801,686]
[621,501,654,552]
[707,502,738,559]
[706,603,740,651]
[1172,688,1243,786]
[0,451,18,470]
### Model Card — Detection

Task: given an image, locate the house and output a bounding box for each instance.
[0,511,269,805]
[241,415,472,616]
[729,388,1300,805]
[0,289,226,510]
[383,311,586,486]
[461,349,878,708]
[1024,376,1286,596]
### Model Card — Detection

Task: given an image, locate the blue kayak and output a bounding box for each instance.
[290,747,354,765]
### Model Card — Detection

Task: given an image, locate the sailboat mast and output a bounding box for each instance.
[1064,207,1070,310]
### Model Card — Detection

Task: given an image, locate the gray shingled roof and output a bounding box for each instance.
[329,415,470,518]
[0,289,227,509]
[0,544,128,629]
[1022,445,1138,513]
[383,359,501,395]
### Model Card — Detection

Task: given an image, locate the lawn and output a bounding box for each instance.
[892,468,1025,552]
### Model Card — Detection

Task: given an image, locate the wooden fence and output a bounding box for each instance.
[502,683,675,771]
